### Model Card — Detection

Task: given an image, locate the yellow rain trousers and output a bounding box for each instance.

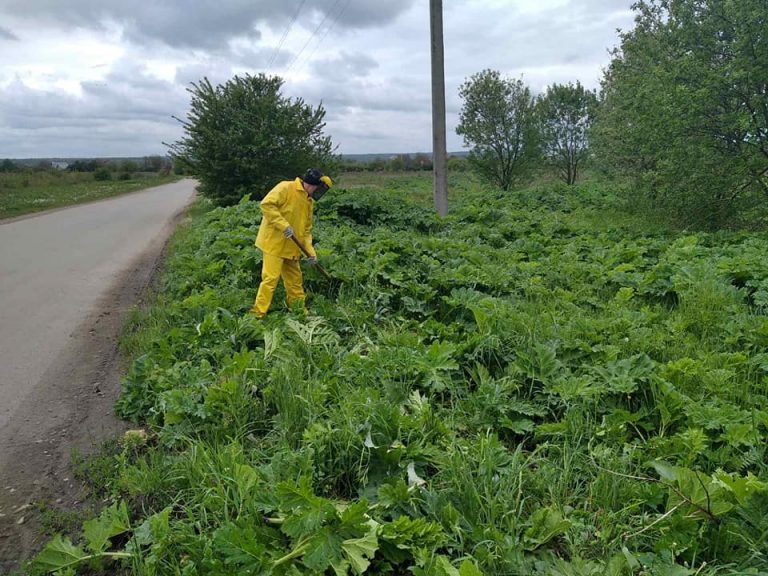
[251,178,315,317]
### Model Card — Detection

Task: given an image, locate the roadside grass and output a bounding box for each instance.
[28,172,768,575]
[0,171,181,220]
[118,198,216,360]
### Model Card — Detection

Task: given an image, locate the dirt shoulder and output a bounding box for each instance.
[0,207,187,573]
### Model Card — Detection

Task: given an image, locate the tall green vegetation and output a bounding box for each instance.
[456,70,538,191]
[31,173,768,575]
[592,0,768,229]
[168,74,336,206]
[536,81,598,185]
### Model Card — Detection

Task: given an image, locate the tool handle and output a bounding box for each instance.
[289,234,312,258]
[289,235,332,280]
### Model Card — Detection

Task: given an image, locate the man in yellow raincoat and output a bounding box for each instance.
[250,168,333,317]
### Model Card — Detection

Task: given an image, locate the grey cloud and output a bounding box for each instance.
[445,1,633,83]
[0,0,417,50]
[175,62,238,89]
[307,0,415,28]
[292,72,429,115]
[0,60,188,156]
[312,51,378,78]
[0,26,18,40]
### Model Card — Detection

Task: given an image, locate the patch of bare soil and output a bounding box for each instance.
[0,213,183,574]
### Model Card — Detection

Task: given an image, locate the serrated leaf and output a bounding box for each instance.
[713,471,768,505]
[459,559,484,576]
[133,506,171,548]
[341,527,379,575]
[332,559,352,575]
[302,526,344,571]
[338,499,370,533]
[83,501,131,553]
[276,476,321,509]
[501,416,535,434]
[415,555,460,576]
[30,534,89,572]
[378,479,410,509]
[277,477,335,539]
[213,522,268,569]
[282,505,333,539]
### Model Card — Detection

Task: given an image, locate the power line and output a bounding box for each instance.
[296,0,352,72]
[284,0,345,75]
[268,0,308,70]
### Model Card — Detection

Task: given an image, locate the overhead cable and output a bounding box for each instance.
[296,0,352,72]
[284,0,345,74]
[268,0,308,70]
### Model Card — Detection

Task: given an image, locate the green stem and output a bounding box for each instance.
[272,540,311,567]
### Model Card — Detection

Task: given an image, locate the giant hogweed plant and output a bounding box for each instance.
[32,177,768,574]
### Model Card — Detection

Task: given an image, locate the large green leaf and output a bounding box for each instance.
[30,534,89,573]
[341,526,379,575]
[213,522,269,569]
[83,500,131,553]
[523,506,572,550]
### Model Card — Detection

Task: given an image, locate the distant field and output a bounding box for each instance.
[0,171,182,220]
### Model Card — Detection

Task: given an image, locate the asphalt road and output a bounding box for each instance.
[0,179,196,429]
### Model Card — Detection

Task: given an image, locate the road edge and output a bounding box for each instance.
[0,193,195,573]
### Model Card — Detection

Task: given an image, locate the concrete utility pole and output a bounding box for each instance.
[430,0,448,217]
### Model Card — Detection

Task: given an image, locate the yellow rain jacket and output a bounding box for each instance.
[255,178,316,259]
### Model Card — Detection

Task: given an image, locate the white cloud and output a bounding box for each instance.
[0,0,636,157]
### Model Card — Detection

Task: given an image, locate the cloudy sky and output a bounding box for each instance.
[0,0,636,158]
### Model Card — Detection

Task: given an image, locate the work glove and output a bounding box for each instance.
[283,226,294,238]
[307,256,318,265]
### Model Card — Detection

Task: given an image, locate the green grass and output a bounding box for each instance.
[28,173,768,575]
[0,171,182,219]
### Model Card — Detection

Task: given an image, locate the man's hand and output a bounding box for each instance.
[307,256,318,265]
[283,226,294,238]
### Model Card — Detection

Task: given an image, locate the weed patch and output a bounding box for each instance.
[30,174,768,575]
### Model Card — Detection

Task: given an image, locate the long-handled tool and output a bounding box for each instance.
[289,235,332,280]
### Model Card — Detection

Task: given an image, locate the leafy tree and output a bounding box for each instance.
[0,159,17,172]
[592,0,768,229]
[456,70,538,191]
[169,74,336,206]
[536,81,598,185]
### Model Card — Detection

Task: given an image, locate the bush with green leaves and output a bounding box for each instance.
[457,70,539,191]
[592,0,768,229]
[169,73,336,206]
[31,173,768,575]
[536,81,598,185]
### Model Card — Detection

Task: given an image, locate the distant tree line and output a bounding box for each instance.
[0,156,175,182]
[457,0,767,229]
[339,153,470,173]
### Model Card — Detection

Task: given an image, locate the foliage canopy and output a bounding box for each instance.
[456,70,538,191]
[169,74,336,206]
[592,0,768,229]
[536,81,598,185]
[33,172,768,575]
